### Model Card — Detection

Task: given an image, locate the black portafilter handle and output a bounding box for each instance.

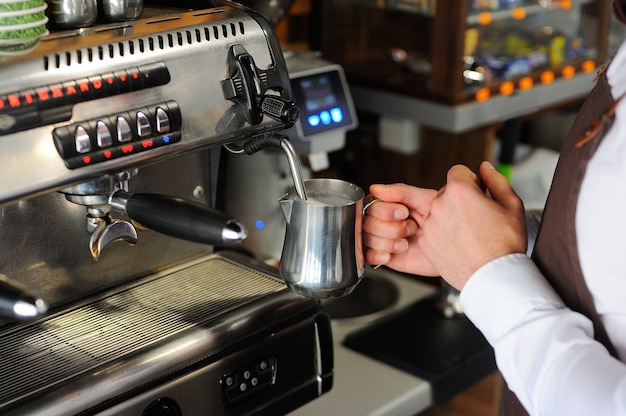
[0,275,47,321]
[110,191,248,246]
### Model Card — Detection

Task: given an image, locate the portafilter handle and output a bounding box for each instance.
[110,191,248,246]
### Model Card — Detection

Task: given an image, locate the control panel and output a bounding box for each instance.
[220,355,277,404]
[52,101,181,169]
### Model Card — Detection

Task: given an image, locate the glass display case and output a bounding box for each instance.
[318,0,611,105]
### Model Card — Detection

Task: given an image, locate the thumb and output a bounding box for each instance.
[479,161,521,210]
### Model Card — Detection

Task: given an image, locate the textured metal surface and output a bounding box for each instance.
[0,254,285,407]
[0,5,291,205]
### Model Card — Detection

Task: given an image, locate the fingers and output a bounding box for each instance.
[479,161,524,213]
[369,183,437,222]
[364,198,410,222]
[363,213,416,239]
[445,164,480,189]
[363,185,421,266]
[365,248,391,266]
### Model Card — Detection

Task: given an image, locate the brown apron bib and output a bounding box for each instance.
[502,70,619,415]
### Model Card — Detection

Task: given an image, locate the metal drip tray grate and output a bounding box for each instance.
[0,255,286,406]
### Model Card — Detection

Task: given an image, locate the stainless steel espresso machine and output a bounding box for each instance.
[0,2,332,415]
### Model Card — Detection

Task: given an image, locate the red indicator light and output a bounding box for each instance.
[37,89,50,101]
[51,87,63,98]
[131,72,139,79]
[92,79,103,89]
[82,156,92,164]
[78,82,90,92]
[24,92,34,104]
[122,145,134,154]
[119,74,127,82]
[66,84,78,95]
[8,95,20,107]
[104,150,112,158]
[141,140,154,148]
[0,99,5,109]
[106,77,114,85]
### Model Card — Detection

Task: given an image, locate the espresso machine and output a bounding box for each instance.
[0,2,333,415]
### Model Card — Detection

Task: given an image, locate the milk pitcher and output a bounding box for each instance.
[279,178,368,299]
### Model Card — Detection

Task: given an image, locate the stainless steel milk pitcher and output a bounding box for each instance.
[279,178,366,299]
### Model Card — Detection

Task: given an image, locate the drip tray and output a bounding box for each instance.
[344,293,496,403]
[320,274,399,321]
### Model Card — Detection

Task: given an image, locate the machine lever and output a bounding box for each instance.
[222,44,299,126]
[110,192,248,246]
[259,95,299,125]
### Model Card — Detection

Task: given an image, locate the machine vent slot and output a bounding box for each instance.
[42,20,247,70]
[0,256,286,407]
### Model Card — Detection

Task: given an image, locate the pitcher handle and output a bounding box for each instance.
[363,194,379,213]
[362,194,383,270]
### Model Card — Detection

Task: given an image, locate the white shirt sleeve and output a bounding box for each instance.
[459,254,626,416]
[458,38,626,416]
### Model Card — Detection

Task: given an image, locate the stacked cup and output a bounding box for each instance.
[0,0,48,58]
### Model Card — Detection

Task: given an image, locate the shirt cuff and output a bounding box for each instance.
[459,253,566,344]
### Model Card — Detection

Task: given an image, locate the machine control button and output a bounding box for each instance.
[116,116,132,142]
[96,120,112,148]
[74,125,91,153]
[114,70,132,93]
[136,111,152,138]
[55,101,182,169]
[221,355,277,403]
[155,107,170,133]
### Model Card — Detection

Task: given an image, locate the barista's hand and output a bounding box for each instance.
[363,183,440,277]
[363,161,527,291]
[417,161,527,290]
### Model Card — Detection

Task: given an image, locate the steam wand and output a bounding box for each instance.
[226,134,308,201]
[0,274,47,321]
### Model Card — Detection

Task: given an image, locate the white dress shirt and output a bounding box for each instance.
[459,39,626,416]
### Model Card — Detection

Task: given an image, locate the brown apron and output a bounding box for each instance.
[501,70,620,415]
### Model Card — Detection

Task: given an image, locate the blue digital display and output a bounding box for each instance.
[308,115,321,127]
[331,108,343,123]
[290,69,353,137]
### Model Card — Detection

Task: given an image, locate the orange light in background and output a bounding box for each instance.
[581,60,596,73]
[519,76,534,91]
[540,70,555,84]
[560,0,572,10]
[562,65,576,79]
[477,12,492,25]
[475,87,491,102]
[499,81,515,96]
[511,8,526,20]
